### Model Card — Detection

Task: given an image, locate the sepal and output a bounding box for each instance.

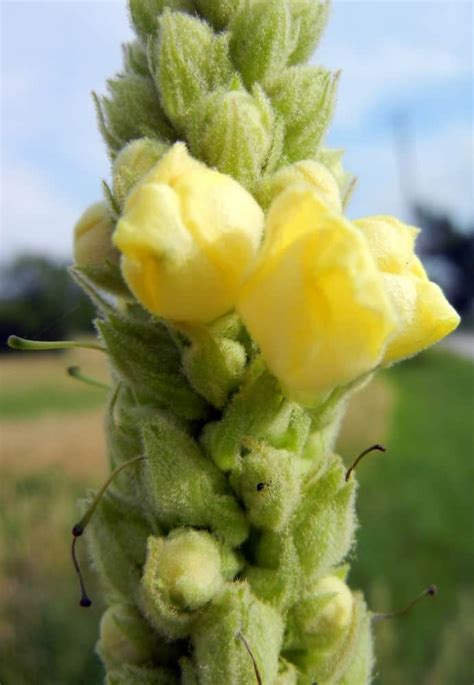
[152,11,232,133]
[129,0,194,40]
[229,0,292,88]
[106,664,178,685]
[113,137,169,208]
[288,0,329,65]
[142,415,249,546]
[190,582,284,684]
[181,324,247,408]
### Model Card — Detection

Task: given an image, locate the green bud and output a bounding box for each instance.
[73,202,127,295]
[230,440,300,531]
[285,575,354,652]
[287,593,371,684]
[190,582,284,684]
[288,0,330,65]
[142,415,249,546]
[95,75,173,156]
[122,40,150,77]
[152,11,232,133]
[140,531,238,638]
[97,311,209,420]
[129,0,194,40]
[229,0,292,88]
[201,359,284,471]
[86,489,153,600]
[291,454,357,580]
[338,604,374,685]
[182,325,247,408]
[247,531,302,609]
[189,85,274,190]
[113,137,168,208]
[193,0,236,29]
[97,603,156,670]
[106,664,178,685]
[267,66,339,162]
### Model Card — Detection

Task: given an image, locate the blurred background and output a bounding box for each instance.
[1,1,473,684]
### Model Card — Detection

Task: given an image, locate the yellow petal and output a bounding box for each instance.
[114,143,264,323]
[238,187,396,405]
[354,215,419,275]
[382,273,461,363]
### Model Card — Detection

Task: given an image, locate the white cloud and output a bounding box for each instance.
[0,163,81,262]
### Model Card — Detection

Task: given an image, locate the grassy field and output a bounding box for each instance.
[0,346,472,684]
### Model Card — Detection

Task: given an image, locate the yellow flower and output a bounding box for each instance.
[237,186,396,405]
[354,216,460,363]
[113,143,264,323]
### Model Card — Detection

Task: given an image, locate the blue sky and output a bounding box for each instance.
[1,0,473,261]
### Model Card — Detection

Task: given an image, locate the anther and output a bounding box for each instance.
[345,444,386,481]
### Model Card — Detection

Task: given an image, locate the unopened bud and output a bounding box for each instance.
[113,137,168,208]
[97,604,155,670]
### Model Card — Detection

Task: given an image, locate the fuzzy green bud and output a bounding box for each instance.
[152,11,232,134]
[229,0,292,88]
[97,604,156,670]
[193,0,236,29]
[129,0,194,40]
[142,415,249,546]
[190,85,274,190]
[189,583,284,684]
[291,454,357,579]
[95,75,172,156]
[113,137,169,208]
[285,575,354,652]
[288,0,330,65]
[182,325,247,408]
[230,440,300,532]
[267,66,339,162]
[122,40,150,77]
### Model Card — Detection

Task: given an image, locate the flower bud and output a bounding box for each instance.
[267,66,339,162]
[237,186,395,405]
[182,324,247,408]
[96,75,172,155]
[114,143,264,323]
[229,0,292,88]
[113,138,168,208]
[129,0,194,40]
[190,583,283,685]
[285,575,354,652]
[73,202,128,295]
[230,441,300,531]
[193,0,236,29]
[97,604,155,670]
[291,454,356,579]
[74,202,118,268]
[256,159,341,211]
[354,215,460,363]
[152,11,232,133]
[142,414,249,546]
[315,147,355,208]
[140,531,239,638]
[288,0,330,65]
[190,86,274,191]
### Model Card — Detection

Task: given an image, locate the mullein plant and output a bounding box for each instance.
[10,1,460,683]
